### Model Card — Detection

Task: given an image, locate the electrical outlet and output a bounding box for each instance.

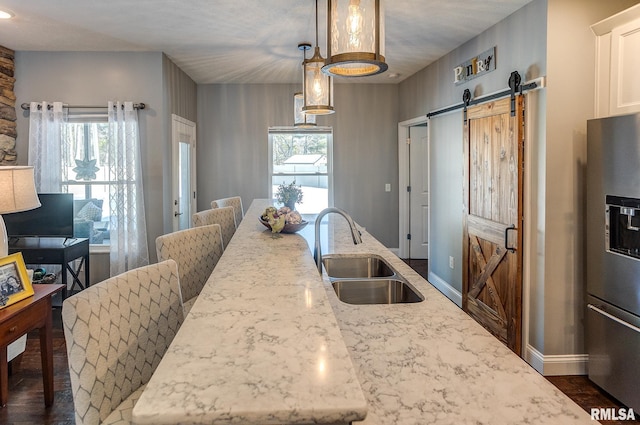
[385,183,391,192]
[449,256,454,269]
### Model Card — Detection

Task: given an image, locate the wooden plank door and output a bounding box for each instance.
[462,96,524,355]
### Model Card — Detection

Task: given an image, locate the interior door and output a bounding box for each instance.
[409,124,429,259]
[462,96,524,355]
[172,114,197,231]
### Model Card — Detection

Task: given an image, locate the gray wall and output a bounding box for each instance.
[398,0,547,311]
[398,0,639,362]
[13,51,197,265]
[162,54,198,234]
[196,83,399,247]
[14,51,165,263]
[542,0,640,356]
[428,111,464,292]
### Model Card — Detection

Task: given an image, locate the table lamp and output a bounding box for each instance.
[0,166,41,257]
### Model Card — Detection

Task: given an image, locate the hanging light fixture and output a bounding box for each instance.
[323,0,387,77]
[294,92,318,128]
[302,0,335,115]
[294,44,317,128]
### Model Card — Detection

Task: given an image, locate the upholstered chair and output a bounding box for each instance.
[62,259,184,425]
[155,224,224,314]
[193,206,237,249]
[211,196,244,226]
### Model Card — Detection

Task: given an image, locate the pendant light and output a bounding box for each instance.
[294,92,317,128]
[323,0,387,77]
[295,44,317,128]
[302,0,334,115]
[294,45,318,128]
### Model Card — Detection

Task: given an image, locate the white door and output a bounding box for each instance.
[409,124,429,259]
[172,114,197,231]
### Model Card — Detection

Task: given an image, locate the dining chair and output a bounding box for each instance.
[61,259,184,425]
[156,224,224,314]
[211,196,244,226]
[193,206,237,249]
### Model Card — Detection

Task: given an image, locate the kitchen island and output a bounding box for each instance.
[132,200,368,425]
[134,199,593,424]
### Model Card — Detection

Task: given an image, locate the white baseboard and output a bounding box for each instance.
[427,271,462,307]
[524,344,588,376]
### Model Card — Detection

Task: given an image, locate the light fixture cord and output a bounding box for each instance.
[315,0,319,48]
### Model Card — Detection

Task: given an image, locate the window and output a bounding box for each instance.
[61,115,111,245]
[268,128,333,214]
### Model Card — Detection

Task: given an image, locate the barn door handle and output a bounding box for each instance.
[504,224,516,252]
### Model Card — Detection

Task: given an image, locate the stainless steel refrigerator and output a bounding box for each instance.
[586,112,640,412]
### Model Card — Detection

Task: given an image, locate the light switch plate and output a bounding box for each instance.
[385,183,391,192]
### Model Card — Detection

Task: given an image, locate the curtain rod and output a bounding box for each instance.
[20,102,146,111]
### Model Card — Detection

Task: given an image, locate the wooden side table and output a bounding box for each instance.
[0,284,64,407]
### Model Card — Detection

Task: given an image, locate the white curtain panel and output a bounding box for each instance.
[28,101,64,192]
[107,101,149,276]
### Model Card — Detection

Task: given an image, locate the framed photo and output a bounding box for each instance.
[0,252,34,309]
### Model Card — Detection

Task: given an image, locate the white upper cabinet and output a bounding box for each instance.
[592,4,640,117]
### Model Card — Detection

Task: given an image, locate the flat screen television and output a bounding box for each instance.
[3,193,74,238]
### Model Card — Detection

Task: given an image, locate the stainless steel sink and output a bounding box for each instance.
[322,254,424,304]
[331,279,424,305]
[322,254,395,278]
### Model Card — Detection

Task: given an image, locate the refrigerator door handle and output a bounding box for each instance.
[588,304,640,334]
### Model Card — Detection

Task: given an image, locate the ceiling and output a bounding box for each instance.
[0,0,533,84]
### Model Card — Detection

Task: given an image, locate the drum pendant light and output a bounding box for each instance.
[294,91,317,128]
[303,0,335,115]
[323,0,387,77]
[294,45,317,128]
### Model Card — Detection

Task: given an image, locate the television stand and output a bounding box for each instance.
[8,237,90,301]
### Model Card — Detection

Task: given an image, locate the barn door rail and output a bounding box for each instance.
[427,70,541,120]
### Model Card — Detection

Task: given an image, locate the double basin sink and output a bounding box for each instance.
[322,254,424,305]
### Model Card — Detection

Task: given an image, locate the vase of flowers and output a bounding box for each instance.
[276,180,303,211]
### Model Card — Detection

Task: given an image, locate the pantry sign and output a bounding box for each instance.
[453,47,495,85]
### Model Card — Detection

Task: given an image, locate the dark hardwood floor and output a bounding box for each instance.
[0,270,637,424]
[0,309,75,425]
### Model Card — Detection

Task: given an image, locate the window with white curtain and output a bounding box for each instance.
[268,127,333,214]
[29,101,149,276]
[61,114,112,245]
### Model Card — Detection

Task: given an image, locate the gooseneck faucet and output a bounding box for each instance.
[314,207,362,274]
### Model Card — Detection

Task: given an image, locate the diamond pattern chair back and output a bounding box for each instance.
[193,206,236,249]
[156,224,224,314]
[62,259,184,425]
[211,196,243,226]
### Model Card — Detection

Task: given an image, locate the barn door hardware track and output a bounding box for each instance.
[427,70,537,120]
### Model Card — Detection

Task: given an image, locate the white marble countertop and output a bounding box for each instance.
[313,209,594,424]
[132,199,368,425]
[134,199,593,425]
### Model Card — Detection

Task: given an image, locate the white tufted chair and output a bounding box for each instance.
[193,206,236,249]
[155,224,224,315]
[62,259,184,425]
[211,196,244,226]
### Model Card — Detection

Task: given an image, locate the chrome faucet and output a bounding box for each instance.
[314,207,362,274]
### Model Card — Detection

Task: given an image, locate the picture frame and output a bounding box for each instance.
[0,252,34,309]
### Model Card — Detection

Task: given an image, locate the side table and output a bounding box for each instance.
[8,237,90,300]
[0,284,64,407]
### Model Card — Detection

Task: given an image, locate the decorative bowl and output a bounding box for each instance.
[259,217,308,234]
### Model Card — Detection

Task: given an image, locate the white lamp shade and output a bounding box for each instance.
[0,166,41,214]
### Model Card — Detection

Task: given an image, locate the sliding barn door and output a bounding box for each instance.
[462,96,524,355]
